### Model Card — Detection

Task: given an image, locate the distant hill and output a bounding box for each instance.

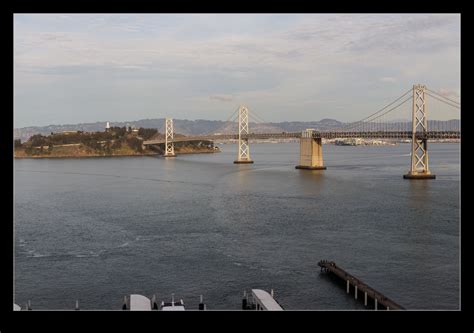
[14,118,460,142]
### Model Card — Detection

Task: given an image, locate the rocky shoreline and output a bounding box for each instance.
[14,149,218,159]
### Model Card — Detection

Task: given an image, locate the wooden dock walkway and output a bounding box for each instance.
[318,260,404,310]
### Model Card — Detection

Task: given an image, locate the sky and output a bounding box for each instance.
[14,14,460,128]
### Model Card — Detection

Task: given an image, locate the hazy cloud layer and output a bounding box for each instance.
[14,14,460,127]
[210,95,234,102]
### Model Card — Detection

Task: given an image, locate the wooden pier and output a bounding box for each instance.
[318,260,404,310]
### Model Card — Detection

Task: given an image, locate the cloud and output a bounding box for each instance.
[209,95,233,102]
[380,77,397,83]
[14,14,460,76]
[13,14,460,126]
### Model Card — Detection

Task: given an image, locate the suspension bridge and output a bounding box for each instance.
[143,84,460,179]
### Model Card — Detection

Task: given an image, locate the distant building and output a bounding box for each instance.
[62,130,80,135]
[106,122,110,132]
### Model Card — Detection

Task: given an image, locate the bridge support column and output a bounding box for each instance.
[355,286,358,300]
[404,84,435,179]
[295,129,326,170]
[364,292,367,306]
[164,118,176,157]
[346,280,350,294]
[234,105,253,164]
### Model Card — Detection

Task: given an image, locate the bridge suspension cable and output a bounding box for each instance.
[223,105,240,123]
[426,88,460,106]
[341,91,413,132]
[338,88,412,131]
[249,113,266,124]
[205,105,240,136]
[425,92,461,109]
[358,95,412,124]
[247,107,268,125]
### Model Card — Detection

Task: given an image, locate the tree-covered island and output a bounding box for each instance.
[14,126,219,158]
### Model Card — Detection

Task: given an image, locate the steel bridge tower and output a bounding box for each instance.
[234,105,254,164]
[404,84,435,179]
[164,117,176,157]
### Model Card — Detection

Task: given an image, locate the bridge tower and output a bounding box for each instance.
[234,105,254,164]
[295,129,326,170]
[404,84,435,179]
[164,118,176,157]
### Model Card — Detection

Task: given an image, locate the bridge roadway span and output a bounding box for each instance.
[143,131,460,145]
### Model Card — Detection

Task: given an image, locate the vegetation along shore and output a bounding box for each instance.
[14,126,219,159]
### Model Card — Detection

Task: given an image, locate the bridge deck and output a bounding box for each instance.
[143,131,460,145]
[318,260,404,310]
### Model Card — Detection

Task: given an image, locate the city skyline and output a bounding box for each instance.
[14,14,460,128]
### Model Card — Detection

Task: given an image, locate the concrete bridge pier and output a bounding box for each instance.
[295,129,326,170]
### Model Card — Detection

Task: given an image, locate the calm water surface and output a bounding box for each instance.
[14,143,460,310]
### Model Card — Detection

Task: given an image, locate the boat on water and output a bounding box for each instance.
[242,289,284,310]
[160,294,185,311]
[15,289,285,310]
[335,138,362,146]
[121,293,207,311]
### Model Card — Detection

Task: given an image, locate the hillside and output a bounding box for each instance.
[14,126,218,158]
[14,118,460,142]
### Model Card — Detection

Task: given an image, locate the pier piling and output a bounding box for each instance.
[318,260,404,310]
